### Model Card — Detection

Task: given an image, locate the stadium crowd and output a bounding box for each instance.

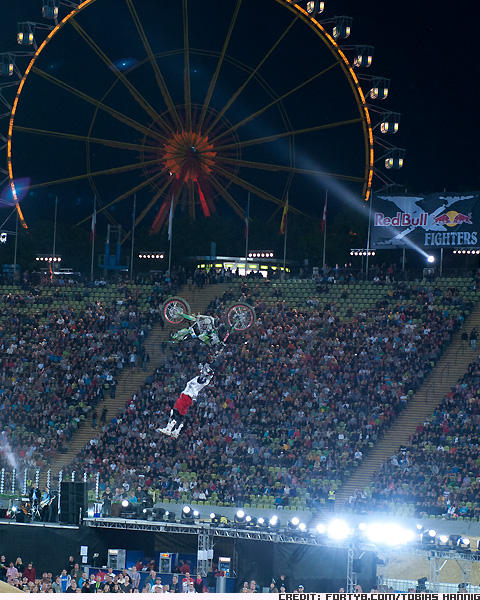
[0,555,217,593]
[65,279,469,508]
[0,273,182,480]
[351,355,480,518]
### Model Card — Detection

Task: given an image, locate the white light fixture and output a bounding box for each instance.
[327,519,350,540]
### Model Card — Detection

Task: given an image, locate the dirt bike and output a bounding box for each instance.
[162,296,256,351]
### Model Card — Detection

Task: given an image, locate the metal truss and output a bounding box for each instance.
[84,517,357,545]
[82,519,480,565]
[197,531,214,577]
[346,545,357,592]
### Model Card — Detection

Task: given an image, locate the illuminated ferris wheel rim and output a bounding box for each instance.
[7,0,95,227]
[6,0,376,231]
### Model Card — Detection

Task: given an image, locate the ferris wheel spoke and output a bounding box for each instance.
[134,181,171,229]
[31,67,166,144]
[215,164,303,215]
[209,175,247,220]
[121,179,172,242]
[219,157,365,183]
[203,15,299,138]
[13,126,149,153]
[76,170,167,226]
[28,157,160,191]
[125,0,182,131]
[68,18,172,135]
[88,179,119,229]
[188,181,195,220]
[210,60,341,145]
[183,0,192,131]
[196,0,243,134]
[215,117,362,152]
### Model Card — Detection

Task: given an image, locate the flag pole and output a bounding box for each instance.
[52,196,58,258]
[283,193,288,276]
[130,194,136,280]
[13,209,18,281]
[322,191,328,270]
[245,191,250,276]
[168,195,174,275]
[365,197,373,280]
[90,196,96,280]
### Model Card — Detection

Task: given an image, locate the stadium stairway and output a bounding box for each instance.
[42,282,229,484]
[312,298,480,520]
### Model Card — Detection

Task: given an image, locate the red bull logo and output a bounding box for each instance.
[433,211,473,226]
[375,212,428,227]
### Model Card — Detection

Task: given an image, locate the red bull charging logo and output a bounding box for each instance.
[374,210,473,228]
[433,210,473,226]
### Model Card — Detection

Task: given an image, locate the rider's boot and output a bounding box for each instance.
[171,422,184,438]
[158,410,178,436]
[172,328,190,342]
[210,331,221,346]
[198,333,211,345]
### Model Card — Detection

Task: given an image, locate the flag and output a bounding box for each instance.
[90,205,96,243]
[244,194,250,239]
[168,196,174,241]
[279,195,289,235]
[321,193,327,233]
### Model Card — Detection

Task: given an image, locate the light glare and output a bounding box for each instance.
[327,519,350,540]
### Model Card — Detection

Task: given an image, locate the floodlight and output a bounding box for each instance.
[181,505,195,523]
[365,523,414,546]
[458,537,470,553]
[327,519,350,540]
[288,516,300,530]
[269,515,280,529]
[421,529,436,545]
[257,517,267,528]
[438,535,449,546]
[235,509,246,523]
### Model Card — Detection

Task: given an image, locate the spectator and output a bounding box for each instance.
[170,575,180,593]
[470,328,477,351]
[6,562,18,583]
[144,570,157,591]
[71,563,82,584]
[60,569,71,592]
[129,566,140,590]
[193,574,204,593]
[23,563,36,584]
[182,574,192,593]
[0,556,7,582]
[52,575,62,593]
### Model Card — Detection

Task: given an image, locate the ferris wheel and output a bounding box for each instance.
[0,0,404,233]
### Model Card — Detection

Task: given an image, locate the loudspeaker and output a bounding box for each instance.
[353,558,363,573]
[60,482,87,524]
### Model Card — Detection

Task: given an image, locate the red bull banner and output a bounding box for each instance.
[371,193,480,249]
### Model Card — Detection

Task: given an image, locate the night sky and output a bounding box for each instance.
[0,0,478,236]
